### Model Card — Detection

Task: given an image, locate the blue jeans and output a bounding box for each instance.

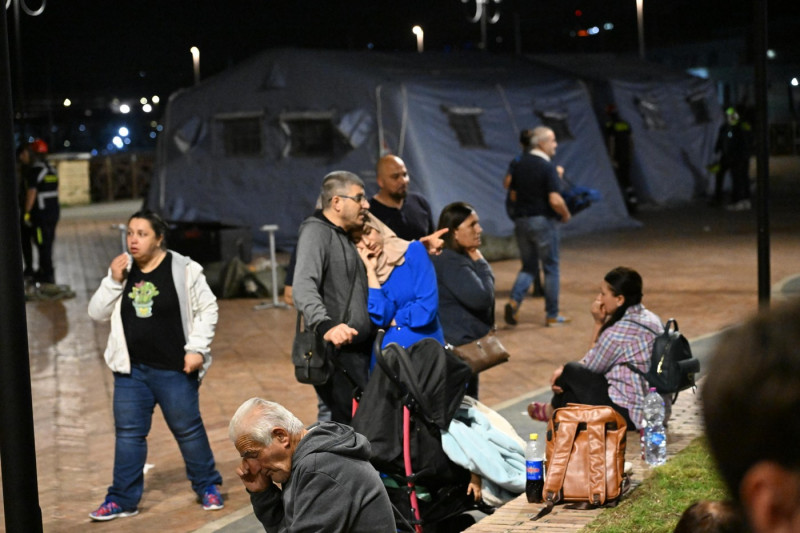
[510,216,560,318]
[108,364,222,510]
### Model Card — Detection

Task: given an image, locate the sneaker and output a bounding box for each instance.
[504,302,519,326]
[546,315,571,327]
[202,485,224,511]
[89,500,139,521]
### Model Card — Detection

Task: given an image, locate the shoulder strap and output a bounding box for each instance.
[586,421,608,505]
[532,419,578,521]
[336,234,358,324]
[621,320,660,377]
[543,420,578,502]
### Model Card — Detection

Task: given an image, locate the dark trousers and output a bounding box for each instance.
[20,215,34,276]
[551,361,637,430]
[34,220,57,283]
[315,347,370,424]
[714,158,750,204]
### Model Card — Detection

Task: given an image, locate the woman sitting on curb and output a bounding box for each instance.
[528,266,664,430]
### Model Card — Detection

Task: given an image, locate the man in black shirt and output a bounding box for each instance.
[369,154,434,241]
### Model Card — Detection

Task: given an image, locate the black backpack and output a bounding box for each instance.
[626,319,700,399]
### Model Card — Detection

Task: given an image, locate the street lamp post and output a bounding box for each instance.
[412,26,424,53]
[636,0,645,59]
[190,46,200,85]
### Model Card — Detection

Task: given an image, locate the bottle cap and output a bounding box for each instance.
[529,433,538,441]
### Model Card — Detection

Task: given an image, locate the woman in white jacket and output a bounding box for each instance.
[88,210,223,521]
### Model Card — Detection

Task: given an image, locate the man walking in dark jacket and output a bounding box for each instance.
[504,127,571,327]
[229,398,397,532]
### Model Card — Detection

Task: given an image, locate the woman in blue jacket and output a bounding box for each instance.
[356,213,444,364]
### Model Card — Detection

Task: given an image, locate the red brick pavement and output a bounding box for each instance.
[2,159,799,532]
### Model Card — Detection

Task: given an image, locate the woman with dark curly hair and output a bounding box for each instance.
[528,266,664,430]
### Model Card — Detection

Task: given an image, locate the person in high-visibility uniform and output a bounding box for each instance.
[16,145,35,281]
[20,139,60,284]
[604,104,637,214]
[712,107,753,211]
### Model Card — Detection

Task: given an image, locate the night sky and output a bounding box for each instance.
[4,0,798,154]
[9,0,798,103]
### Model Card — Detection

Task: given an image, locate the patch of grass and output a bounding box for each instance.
[583,436,731,533]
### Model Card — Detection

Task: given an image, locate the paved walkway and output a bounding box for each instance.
[2,159,799,532]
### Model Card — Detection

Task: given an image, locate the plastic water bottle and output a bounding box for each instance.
[642,387,667,466]
[525,433,545,503]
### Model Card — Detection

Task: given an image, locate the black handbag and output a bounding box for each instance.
[291,313,332,385]
[291,237,357,385]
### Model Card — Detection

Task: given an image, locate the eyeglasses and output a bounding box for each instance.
[338,194,368,204]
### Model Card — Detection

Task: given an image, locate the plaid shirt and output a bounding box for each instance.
[580,304,662,428]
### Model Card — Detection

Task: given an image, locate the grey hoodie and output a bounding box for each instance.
[292,213,371,343]
[249,422,396,532]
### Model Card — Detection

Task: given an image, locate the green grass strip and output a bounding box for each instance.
[583,436,732,533]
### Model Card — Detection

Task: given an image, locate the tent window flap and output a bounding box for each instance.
[687,93,711,124]
[279,111,337,157]
[441,105,487,148]
[215,113,264,157]
[635,97,668,130]
[535,110,574,141]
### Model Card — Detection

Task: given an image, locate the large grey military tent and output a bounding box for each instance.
[147,48,643,251]
[528,54,723,205]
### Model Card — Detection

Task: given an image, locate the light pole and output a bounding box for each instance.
[636,0,645,59]
[462,0,501,50]
[412,26,424,53]
[190,46,200,85]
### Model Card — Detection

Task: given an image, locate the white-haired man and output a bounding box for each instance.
[229,398,398,532]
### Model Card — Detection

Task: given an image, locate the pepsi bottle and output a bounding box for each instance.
[525,433,545,503]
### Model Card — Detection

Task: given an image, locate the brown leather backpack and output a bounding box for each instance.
[532,404,630,521]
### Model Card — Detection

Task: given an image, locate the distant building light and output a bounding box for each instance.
[140,97,148,104]
[91,149,98,156]
[143,103,153,113]
[120,104,131,114]
[79,124,86,132]
[64,140,71,147]
[587,26,600,35]
[367,43,374,50]
[603,22,614,30]
[575,9,582,16]
[688,67,709,79]
[150,120,158,128]
[124,138,132,145]
[63,98,72,107]
[119,127,129,137]
[152,95,160,104]
[112,136,124,148]
[149,132,157,139]
[569,31,576,37]
[156,124,163,132]
[766,49,776,59]
[577,29,588,37]
[792,78,799,87]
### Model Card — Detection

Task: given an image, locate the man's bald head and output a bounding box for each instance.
[376,155,409,203]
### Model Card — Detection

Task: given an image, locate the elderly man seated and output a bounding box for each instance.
[229,398,399,532]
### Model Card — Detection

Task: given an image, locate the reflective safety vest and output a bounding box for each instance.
[31,161,59,217]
